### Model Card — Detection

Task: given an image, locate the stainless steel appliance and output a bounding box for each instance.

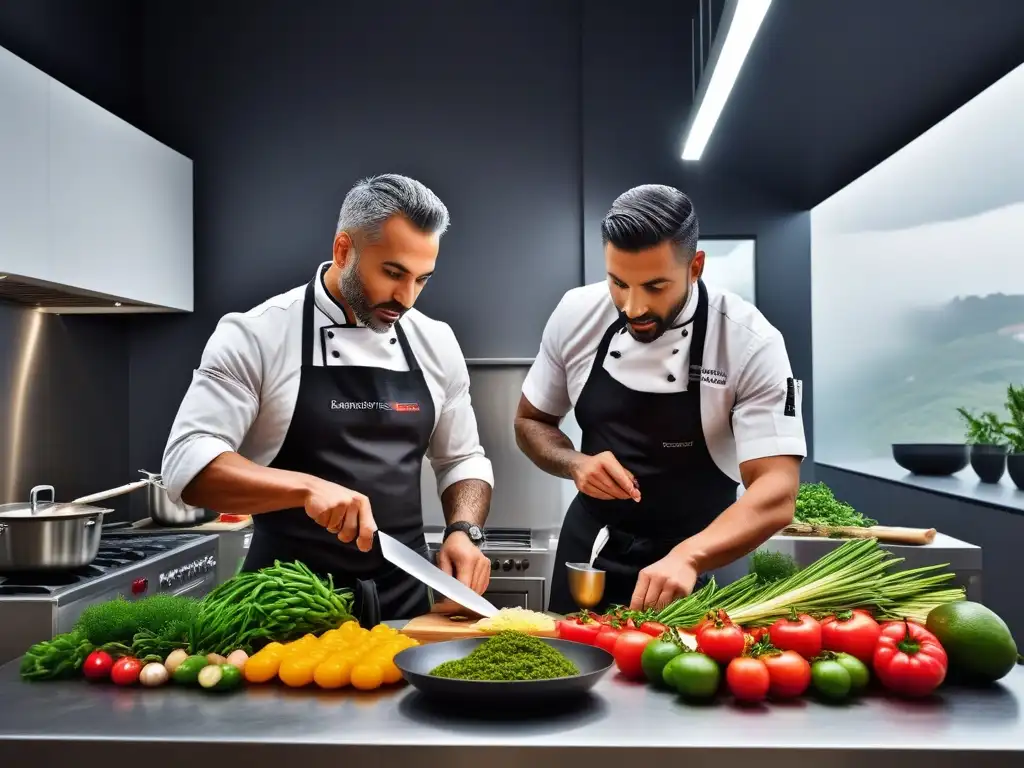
[72,472,212,527]
[118,518,252,585]
[426,527,557,612]
[0,532,218,666]
[0,485,113,571]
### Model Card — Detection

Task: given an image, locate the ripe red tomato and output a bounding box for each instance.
[82,650,114,681]
[873,621,947,697]
[697,617,746,664]
[595,626,622,654]
[636,621,668,638]
[746,626,768,643]
[611,629,653,680]
[726,657,770,702]
[821,610,881,664]
[110,656,142,686]
[557,618,603,645]
[760,650,811,698]
[768,612,822,659]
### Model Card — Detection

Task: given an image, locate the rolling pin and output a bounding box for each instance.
[782,522,937,545]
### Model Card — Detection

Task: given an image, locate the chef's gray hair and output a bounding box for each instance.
[600,184,699,260]
[336,173,450,243]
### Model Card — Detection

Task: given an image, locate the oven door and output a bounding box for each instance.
[481,575,546,612]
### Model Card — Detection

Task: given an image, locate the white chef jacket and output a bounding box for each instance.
[522,281,806,484]
[161,262,494,503]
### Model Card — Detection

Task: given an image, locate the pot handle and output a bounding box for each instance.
[30,485,55,513]
[72,479,152,505]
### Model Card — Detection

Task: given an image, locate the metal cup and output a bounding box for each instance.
[566,562,606,611]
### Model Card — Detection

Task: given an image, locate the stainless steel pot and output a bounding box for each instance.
[72,471,211,527]
[0,485,113,571]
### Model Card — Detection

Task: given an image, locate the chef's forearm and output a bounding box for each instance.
[181,452,313,514]
[673,470,797,574]
[440,479,491,527]
[513,416,582,480]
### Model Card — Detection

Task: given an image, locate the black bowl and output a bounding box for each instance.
[892,443,969,476]
[393,637,613,704]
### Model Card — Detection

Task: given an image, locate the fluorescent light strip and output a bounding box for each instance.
[681,0,773,161]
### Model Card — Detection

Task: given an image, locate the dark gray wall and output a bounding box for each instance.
[817,465,1024,637]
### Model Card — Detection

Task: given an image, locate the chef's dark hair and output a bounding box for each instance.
[601,184,699,260]
[336,173,450,242]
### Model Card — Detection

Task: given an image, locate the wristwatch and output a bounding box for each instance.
[443,521,484,547]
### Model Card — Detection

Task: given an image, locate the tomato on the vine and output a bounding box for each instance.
[696,612,745,664]
[557,618,602,645]
[821,610,881,664]
[873,621,947,697]
[726,657,770,702]
[768,611,822,659]
[611,630,653,680]
[636,621,668,638]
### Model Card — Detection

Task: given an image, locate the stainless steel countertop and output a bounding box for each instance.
[0,646,1021,768]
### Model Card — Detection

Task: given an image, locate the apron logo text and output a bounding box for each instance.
[663,441,694,448]
[330,400,421,412]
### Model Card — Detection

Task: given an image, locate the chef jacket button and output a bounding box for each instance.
[610,351,621,359]
[667,374,676,382]
[672,349,679,354]
[390,338,397,345]
[327,331,335,339]
[681,328,689,337]
[331,350,340,359]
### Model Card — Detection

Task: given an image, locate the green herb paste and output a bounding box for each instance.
[429,631,579,681]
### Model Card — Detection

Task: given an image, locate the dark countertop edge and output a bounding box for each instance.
[815,461,1024,517]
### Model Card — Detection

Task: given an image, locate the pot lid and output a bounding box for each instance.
[0,485,112,520]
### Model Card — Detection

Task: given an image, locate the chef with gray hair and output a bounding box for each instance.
[161,173,493,620]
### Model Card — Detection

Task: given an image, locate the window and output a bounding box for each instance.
[699,238,756,305]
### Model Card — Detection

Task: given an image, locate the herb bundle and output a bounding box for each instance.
[794,482,877,528]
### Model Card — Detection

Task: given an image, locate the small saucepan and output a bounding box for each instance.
[73,470,213,527]
[0,485,113,571]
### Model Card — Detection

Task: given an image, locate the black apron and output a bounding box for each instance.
[548,280,739,614]
[242,270,435,623]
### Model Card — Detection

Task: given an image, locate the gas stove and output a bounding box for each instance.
[0,532,218,666]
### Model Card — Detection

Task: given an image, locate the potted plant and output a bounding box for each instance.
[957,407,1009,483]
[1003,384,1024,490]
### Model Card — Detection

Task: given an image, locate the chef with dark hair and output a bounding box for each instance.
[161,173,493,620]
[515,184,806,614]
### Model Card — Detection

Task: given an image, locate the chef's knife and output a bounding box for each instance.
[376,530,499,618]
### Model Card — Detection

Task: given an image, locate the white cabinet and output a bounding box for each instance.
[48,80,194,311]
[0,45,193,312]
[0,46,50,282]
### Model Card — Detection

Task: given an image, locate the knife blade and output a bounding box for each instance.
[376,530,499,618]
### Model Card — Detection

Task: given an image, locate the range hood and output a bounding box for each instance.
[0,274,175,314]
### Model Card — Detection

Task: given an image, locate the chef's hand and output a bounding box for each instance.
[570,451,641,502]
[303,478,377,552]
[629,550,698,612]
[432,532,491,614]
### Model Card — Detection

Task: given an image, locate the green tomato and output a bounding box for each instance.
[811,659,852,701]
[833,652,870,693]
[663,652,720,701]
[172,655,210,686]
[642,639,684,686]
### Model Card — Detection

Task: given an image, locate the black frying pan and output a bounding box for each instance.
[393,637,613,705]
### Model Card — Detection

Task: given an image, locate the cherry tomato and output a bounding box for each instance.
[768,612,822,659]
[83,650,114,681]
[726,657,770,702]
[821,610,881,664]
[746,627,768,643]
[760,650,811,698]
[110,656,143,686]
[595,626,622,654]
[636,621,668,638]
[557,619,602,645]
[611,630,653,680]
[873,621,947,697]
[697,616,746,664]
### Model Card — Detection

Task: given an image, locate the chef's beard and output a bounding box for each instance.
[624,282,691,344]
[338,253,407,334]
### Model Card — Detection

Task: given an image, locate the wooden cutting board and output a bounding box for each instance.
[131,515,253,532]
[400,613,560,643]
[782,523,936,545]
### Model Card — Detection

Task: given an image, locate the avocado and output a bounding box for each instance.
[926,602,1018,684]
